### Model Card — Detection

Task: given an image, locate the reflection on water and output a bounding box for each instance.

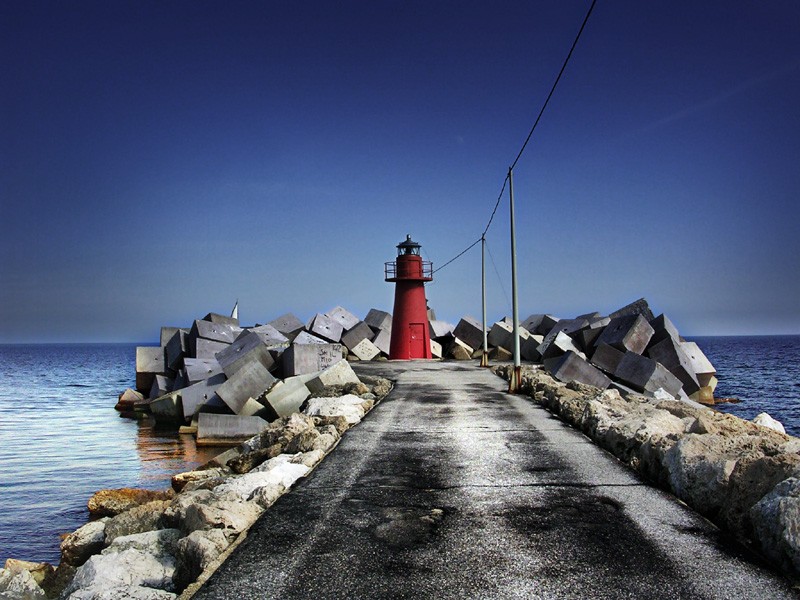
[0,344,223,565]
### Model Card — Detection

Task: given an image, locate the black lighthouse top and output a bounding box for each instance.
[396,234,421,256]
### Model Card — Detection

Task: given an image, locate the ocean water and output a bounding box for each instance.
[0,344,218,565]
[0,337,798,566]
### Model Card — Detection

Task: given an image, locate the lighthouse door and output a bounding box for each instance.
[409,323,426,358]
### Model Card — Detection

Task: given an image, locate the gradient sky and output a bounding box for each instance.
[2,1,799,343]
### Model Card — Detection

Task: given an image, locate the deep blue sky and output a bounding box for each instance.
[2,1,799,342]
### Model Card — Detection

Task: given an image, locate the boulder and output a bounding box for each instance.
[174,529,231,593]
[304,394,367,424]
[753,412,786,434]
[750,477,800,574]
[0,566,47,600]
[2,560,54,589]
[60,518,110,566]
[64,548,176,597]
[87,488,175,518]
[104,501,172,544]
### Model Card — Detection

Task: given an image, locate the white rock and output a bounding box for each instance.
[753,412,786,434]
[65,548,176,596]
[304,394,366,424]
[103,529,182,556]
[174,529,230,590]
[0,567,46,599]
[252,454,311,488]
[60,517,110,566]
[750,477,800,573]
[66,586,177,599]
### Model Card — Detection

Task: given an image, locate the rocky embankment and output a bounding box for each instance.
[0,369,391,599]
[494,363,800,581]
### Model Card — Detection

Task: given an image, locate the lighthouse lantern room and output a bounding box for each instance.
[385,235,433,360]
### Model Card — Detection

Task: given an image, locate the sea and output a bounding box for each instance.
[0,336,799,565]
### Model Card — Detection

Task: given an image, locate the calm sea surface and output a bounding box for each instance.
[1,337,799,565]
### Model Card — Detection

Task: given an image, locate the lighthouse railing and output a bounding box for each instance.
[384,260,433,281]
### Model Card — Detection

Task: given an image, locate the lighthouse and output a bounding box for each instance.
[385,235,433,360]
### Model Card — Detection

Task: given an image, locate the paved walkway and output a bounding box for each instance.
[193,361,797,599]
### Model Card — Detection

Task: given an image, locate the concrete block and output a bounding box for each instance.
[614,351,683,397]
[571,328,603,357]
[172,369,188,392]
[196,413,268,444]
[575,312,602,321]
[216,360,277,416]
[680,341,717,387]
[165,330,188,371]
[608,298,655,322]
[264,376,312,418]
[325,306,360,331]
[267,313,306,338]
[351,338,380,361]
[594,315,654,355]
[306,359,360,393]
[521,334,544,362]
[248,324,290,348]
[341,321,374,351]
[192,320,239,345]
[180,373,227,420]
[160,327,183,348]
[307,313,344,343]
[149,391,182,423]
[589,317,611,329]
[430,339,443,359]
[489,346,513,361]
[537,331,586,361]
[365,309,392,332]
[195,338,231,360]
[149,374,173,399]
[545,351,611,389]
[216,331,275,378]
[648,314,681,347]
[429,320,454,339]
[453,316,485,351]
[372,329,391,355]
[590,343,625,375]
[184,358,224,384]
[202,312,240,327]
[136,346,165,393]
[448,339,472,360]
[533,314,560,336]
[538,318,590,355]
[647,337,701,395]
[293,331,328,345]
[488,319,512,349]
[282,343,345,377]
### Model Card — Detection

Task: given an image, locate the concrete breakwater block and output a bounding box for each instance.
[594,315,654,355]
[488,319,513,349]
[521,334,544,362]
[341,321,374,351]
[365,308,392,333]
[648,313,681,347]
[538,331,586,361]
[264,376,311,418]
[267,313,305,339]
[307,313,344,343]
[453,316,485,351]
[149,374,173,400]
[614,351,683,397]
[429,320,453,339]
[325,306,360,331]
[590,343,625,375]
[292,331,327,345]
[165,329,188,371]
[202,312,240,327]
[283,343,344,377]
[608,297,655,322]
[195,338,231,360]
[180,373,227,420]
[306,359,360,393]
[135,346,165,393]
[647,336,701,395]
[196,413,268,445]
[372,329,391,356]
[248,324,290,348]
[216,361,276,416]
[680,341,717,388]
[190,319,239,348]
[571,327,603,357]
[545,351,611,389]
[184,358,224,384]
[351,338,381,361]
[430,339,443,359]
[215,331,275,378]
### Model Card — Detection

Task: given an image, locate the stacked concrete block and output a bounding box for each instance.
[545,351,611,389]
[350,338,381,361]
[489,346,513,361]
[365,309,392,333]
[488,319,513,350]
[608,298,655,322]
[195,338,231,360]
[521,334,544,362]
[614,351,683,398]
[453,316,485,352]
[215,331,275,378]
[263,376,312,418]
[372,329,391,356]
[180,373,227,421]
[590,344,626,375]
[135,346,166,394]
[216,360,276,416]
[165,330,188,371]
[647,336,701,395]
[571,328,603,358]
[325,306,360,331]
[248,324,290,348]
[430,339,443,359]
[307,313,344,343]
[681,342,716,387]
[184,358,224,385]
[282,343,344,377]
[429,320,454,339]
[537,331,586,362]
[293,331,328,345]
[149,374,173,400]
[594,315,654,355]
[648,314,681,347]
[196,413,268,445]
[267,313,306,340]
[202,312,240,327]
[160,326,182,347]
[341,321,374,352]
[306,359,360,393]
[525,314,560,336]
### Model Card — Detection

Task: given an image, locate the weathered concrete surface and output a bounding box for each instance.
[192,362,795,599]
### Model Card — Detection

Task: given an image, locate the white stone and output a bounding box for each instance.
[67,585,177,599]
[0,567,46,599]
[750,477,800,573]
[65,548,176,596]
[252,454,312,487]
[753,412,786,434]
[351,338,380,361]
[304,394,366,424]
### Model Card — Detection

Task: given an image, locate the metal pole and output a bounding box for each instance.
[508,167,521,393]
[480,235,489,367]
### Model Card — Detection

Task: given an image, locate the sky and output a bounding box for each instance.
[1,1,799,343]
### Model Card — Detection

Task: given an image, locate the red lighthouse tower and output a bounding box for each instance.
[385,235,433,360]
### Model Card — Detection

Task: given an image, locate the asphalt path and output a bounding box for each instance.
[192,361,798,599]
